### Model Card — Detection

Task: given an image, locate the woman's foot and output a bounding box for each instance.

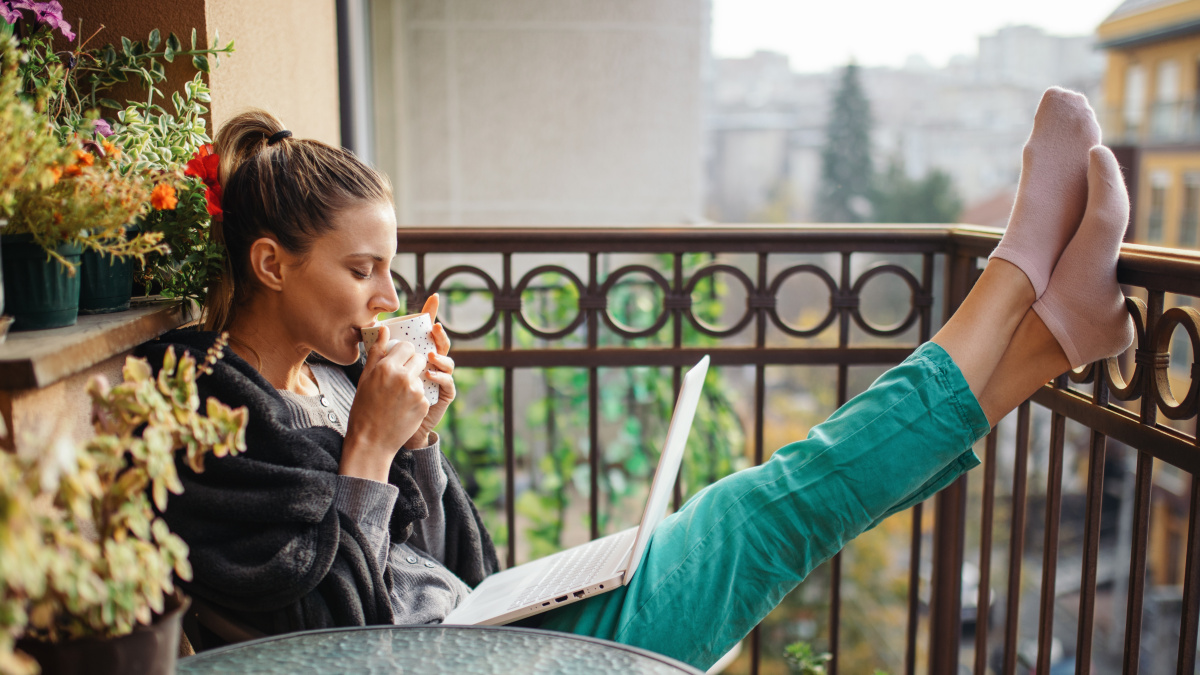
[989,87,1101,298]
[1032,145,1135,369]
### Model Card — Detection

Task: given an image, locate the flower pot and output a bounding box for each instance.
[0,233,82,331]
[79,249,133,314]
[16,591,190,675]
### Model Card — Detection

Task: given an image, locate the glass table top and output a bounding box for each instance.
[177,625,703,674]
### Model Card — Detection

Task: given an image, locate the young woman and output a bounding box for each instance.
[143,88,1132,670]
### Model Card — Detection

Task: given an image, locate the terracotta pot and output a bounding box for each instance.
[16,591,190,675]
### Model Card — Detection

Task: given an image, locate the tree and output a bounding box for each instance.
[817,63,873,222]
[870,158,963,223]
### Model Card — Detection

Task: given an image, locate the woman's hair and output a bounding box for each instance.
[201,108,393,332]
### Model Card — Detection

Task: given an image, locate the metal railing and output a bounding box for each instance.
[390,224,1200,675]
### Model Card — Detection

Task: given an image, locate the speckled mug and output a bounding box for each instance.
[361,313,440,405]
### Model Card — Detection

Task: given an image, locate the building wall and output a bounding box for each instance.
[1136,151,1200,245]
[206,0,341,145]
[372,0,708,226]
[64,0,342,146]
[1100,2,1200,247]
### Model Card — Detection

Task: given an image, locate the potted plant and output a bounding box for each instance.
[61,22,233,308]
[0,10,167,330]
[1,4,233,317]
[0,335,248,675]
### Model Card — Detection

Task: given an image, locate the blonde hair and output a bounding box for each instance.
[201,109,393,332]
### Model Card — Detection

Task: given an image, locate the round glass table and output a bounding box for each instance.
[177,625,703,674]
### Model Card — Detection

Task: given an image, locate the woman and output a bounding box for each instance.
[142,88,1132,670]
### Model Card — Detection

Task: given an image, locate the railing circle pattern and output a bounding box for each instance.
[849,263,926,337]
[513,265,588,340]
[392,258,940,345]
[766,264,840,338]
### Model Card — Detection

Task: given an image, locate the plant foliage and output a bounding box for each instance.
[0,337,248,675]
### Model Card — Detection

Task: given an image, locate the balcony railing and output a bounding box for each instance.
[1102,99,1200,145]
[389,224,1200,675]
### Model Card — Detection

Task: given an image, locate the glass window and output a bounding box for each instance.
[1181,172,1200,248]
[1148,170,1169,244]
[1126,63,1147,131]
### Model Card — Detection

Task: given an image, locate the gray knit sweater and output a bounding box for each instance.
[277,362,471,624]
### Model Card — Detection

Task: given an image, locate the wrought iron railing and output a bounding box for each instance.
[389,224,1200,675]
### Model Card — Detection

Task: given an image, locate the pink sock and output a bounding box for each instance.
[1033,146,1135,369]
[990,87,1101,297]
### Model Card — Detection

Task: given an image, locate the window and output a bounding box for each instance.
[1181,172,1200,247]
[1152,60,1181,139]
[1147,170,1170,244]
[1125,63,1147,134]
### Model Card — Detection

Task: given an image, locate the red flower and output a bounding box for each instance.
[185,144,223,219]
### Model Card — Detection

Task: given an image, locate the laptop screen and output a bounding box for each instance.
[623,355,709,582]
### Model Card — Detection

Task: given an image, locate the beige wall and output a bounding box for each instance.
[66,0,341,146]
[206,0,341,145]
[374,0,707,225]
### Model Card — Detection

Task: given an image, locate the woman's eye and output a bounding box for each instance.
[351,268,372,279]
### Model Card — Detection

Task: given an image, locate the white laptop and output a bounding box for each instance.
[444,356,710,626]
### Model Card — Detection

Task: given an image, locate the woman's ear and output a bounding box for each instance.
[247,236,288,291]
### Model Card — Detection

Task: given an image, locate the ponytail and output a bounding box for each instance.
[200,109,393,332]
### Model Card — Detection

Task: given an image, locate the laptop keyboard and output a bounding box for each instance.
[506,534,623,610]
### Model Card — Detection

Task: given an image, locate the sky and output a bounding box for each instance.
[712,0,1123,73]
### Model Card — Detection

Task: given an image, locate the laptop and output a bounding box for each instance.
[443,356,710,626]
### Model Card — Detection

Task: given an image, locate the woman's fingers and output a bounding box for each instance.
[427,351,454,374]
[421,293,440,324]
[364,325,391,368]
[431,322,451,355]
[425,369,456,400]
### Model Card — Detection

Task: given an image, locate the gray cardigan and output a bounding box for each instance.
[138,329,499,640]
[279,363,472,624]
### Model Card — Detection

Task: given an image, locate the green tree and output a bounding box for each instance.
[870,158,962,223]
[817,62,873,223]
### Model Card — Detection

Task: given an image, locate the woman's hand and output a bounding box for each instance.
[341,324,432,483]
[404,294,456,449]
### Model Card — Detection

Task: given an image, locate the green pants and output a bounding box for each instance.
[538,342,991,670]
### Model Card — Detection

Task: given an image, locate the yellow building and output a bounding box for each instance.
[1099,0,1200,248]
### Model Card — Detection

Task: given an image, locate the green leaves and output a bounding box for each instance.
[0,340,246,661]
[191,54,209,73]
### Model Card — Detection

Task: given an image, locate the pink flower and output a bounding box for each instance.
[4,1,74,41]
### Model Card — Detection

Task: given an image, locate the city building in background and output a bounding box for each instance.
[707,25,1103,225]
[1099,0,1200,249]
[1097,0,1200,622]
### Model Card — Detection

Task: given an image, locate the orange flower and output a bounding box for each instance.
[101,141,120,159]
[74,150,95,166]
[48,166,62,183]
[150,183,178,210]
[63,164,82,177]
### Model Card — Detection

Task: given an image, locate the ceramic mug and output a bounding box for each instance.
[361,313,440,406]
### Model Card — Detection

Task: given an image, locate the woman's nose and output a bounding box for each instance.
[373,277,401,314]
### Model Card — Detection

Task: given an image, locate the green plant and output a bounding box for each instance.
[0,35,165,270]
[97,34,232,304]
[0,336,248,675]
[437,254,748,557]
[3,6,232,292]
[783,641,832,675]
[0,34,68,220]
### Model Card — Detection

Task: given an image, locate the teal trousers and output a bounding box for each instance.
[538,342,991,670]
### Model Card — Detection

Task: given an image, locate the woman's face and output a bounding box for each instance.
[279,202,400,365]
